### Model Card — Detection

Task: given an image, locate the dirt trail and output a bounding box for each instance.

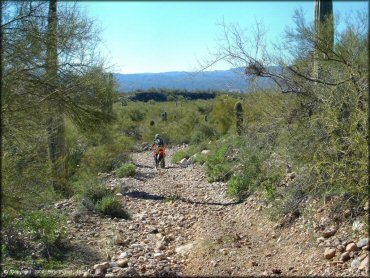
[60,147,367,277]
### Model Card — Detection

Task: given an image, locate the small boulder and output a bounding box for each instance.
[117,259,129,268]
[322,228,336,238]
[272,269,282,274]
[93,262,110,270]
[201,150,210,155]
[357,238,369,249]
[346,242,358,252]
[324,248,336,259]
[358,256,369,271]
[340,252,350,262]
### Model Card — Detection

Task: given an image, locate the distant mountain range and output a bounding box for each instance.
[114,67,277,93]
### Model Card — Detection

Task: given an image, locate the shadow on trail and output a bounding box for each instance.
[123,190,241,206]
[135,171,157,181]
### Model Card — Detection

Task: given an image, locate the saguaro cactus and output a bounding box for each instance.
[314,0,333,80]
[235,102,243,136]
[162,111,168,121]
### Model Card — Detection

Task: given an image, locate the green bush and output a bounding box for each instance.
[116,163,136,178]
[96,196,129,219]
[83,182,111,210]
[206,145,233,182]
[172,148,192,163]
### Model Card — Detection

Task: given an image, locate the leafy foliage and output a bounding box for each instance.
[116,163,137,178]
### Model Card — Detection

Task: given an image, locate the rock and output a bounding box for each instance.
[93,262,110,270]
[105,274,114,278]
[201,150,210,155]
[272,269,282,274]
[364,201,369,211]
[351,257,361,269]
[117,259,129,268]
[317,237,325,244]
[95,269,104,277]
[357,238,369,249]
[179,158,188,164]
[337,245,345,252]
[117,267,138,277]
[149,227,159,234]
[118,252,130,259]
[324,248,336,259]
[358,256,369,271]
[352,220,364,231]
[153,253,165,260]
[83,271,89,277]
[322,228,336,238]
[109,262,118,268]
[176,242,194,254]
[251,261,258,267]
[156,241,166,250]
[346,242,358,252]
[340,252,350,262]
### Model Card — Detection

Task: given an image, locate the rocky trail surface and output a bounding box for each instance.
[51,147,368,277]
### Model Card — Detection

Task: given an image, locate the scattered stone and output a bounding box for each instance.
[357,238,369,249]
[93,262,110,270]
[346,243,358,252]
[118,252,130,259]
[149,227,159,234]
[153,253,165,260]
[358,256,369,271]
[351,257,361,270]
[340,252,350,262]
[324,248,336,259]
[352,220,364,231]
[317,237,325,243]
[251,261,258,267]
[322,228,336,238]
[117,259,129,268]
[272,269,282,274]
[337,245,345,252]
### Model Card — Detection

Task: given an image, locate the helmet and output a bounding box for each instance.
[155,134,160,139]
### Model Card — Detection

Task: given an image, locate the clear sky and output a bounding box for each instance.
[78,1,368,74]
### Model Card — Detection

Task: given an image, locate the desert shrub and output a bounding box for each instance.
[172,148,193,163]
[209,95,236,135]
[206,144,233,182]
[116,163,136,178]
[21,210,67,258]
[129,108,146,122]
[96,196,129,219]
[190,123,218,144]
[81,137,132,173]
[82,182,111,210]
[2,213,28,258]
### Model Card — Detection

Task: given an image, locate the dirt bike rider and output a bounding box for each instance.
[149,134,165,168]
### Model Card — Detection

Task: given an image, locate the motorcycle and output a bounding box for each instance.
[154,147,166,169]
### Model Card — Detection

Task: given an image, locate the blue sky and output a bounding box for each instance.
[78,1,368,74]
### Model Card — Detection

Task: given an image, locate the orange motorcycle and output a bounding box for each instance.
[154,146,166,169]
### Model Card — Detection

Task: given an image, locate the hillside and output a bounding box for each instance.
[114,68,276,92]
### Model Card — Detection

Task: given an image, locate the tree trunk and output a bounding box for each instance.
[46,0,65,193]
